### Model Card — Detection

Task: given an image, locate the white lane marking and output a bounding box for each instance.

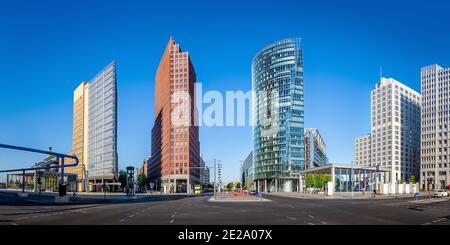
[120,219,125,223]
[307,223,315,225]
[308,214,314,219]
[129,215,134,218]
[170,219,174,224]
[319,220,327,225]
[171,214,176,218]
[286,216,297,220]
[422,223,431,225]
[10,221,18,225]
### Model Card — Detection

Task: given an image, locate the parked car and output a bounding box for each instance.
[249,190,257,195]
[433,189,449,197]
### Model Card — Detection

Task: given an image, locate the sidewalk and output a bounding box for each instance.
[0,189,204,204]
[267,191,425,200]
[208,192,270,202]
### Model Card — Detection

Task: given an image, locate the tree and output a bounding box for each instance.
[137,173,148,192]
[305,174,315,189]
[409,175,416,184]
[118,170,127,189]
[400,177,405,184]
[235,182,241,189]
[226,182,234,191]
[304,173,331,191]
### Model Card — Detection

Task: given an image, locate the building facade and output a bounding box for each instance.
[240,151,254,189]
[252,38,304,192]
[149,37,201,194]
[354,134,371,167]
[200,158,210,188]
[370,77,421,184]
[139,159,148,177]
[304,128,328,169]
[87,62,119,190]
[421,64,450,190]
[66,82,89,192]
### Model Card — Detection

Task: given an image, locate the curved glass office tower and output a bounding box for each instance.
[252,38,304,192]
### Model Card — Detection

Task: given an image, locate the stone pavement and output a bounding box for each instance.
[208,192,270,202]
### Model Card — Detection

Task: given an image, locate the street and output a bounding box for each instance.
[0,193,449,225]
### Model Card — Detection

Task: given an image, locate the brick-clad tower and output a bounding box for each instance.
[148,37,200,193]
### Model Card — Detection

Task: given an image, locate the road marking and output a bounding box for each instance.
[307,223,315,225]
[286,216,297,220]
[308,214,314,219]
[422,222,431,225]
[129,215,134,218]
[170,219,174,224]
[120,219,125,223]
[319,220,327,225]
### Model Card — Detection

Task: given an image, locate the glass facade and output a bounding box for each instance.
[88,62,118,182]
[334,167,380,192]
[252,38,304,192]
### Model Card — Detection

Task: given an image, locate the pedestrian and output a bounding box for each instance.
[373,189,377,198]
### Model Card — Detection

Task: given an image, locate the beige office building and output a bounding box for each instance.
[370,78,421,184]
[354,134,371,167]
[421,64,450,190]
[66,82,89,192]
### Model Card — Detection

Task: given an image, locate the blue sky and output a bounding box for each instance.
[1,0,450,184]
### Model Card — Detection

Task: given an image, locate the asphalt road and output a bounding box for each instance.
[0,193,449,225]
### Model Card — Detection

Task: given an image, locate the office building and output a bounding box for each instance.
[304,128,328,169]
[354,134,371,167]
[87,62,119,191]
[148,37,201,193]
[252,38,304,192]
[421,64,450,190]
[240,151,254,189]
[370,77,421,184]
[140,159,148,177]
[200,158,210,188]
[66,82,89,192]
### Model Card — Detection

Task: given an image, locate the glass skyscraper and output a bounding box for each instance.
[252,38,304,192]
[87,62,118,189]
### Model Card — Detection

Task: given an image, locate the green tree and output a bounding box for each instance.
[235,182,241,189]
[305,174,315,188]
[118,170,127,189]
[409,175,416,184]
[137,173,148,192]
[226,182,234,190]
[400,177,405,184]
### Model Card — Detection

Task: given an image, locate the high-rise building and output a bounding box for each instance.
[370,77,421,184]
[200,158,210,188]
[149,37,200,194]
[421,64,450,190]
[304,128,328,169]
[252,38,304,192]
[87,62,119,190]
[240,151,253,189]
[354,134,371,167]
[66,82,89,191]
[140,159,148,177]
